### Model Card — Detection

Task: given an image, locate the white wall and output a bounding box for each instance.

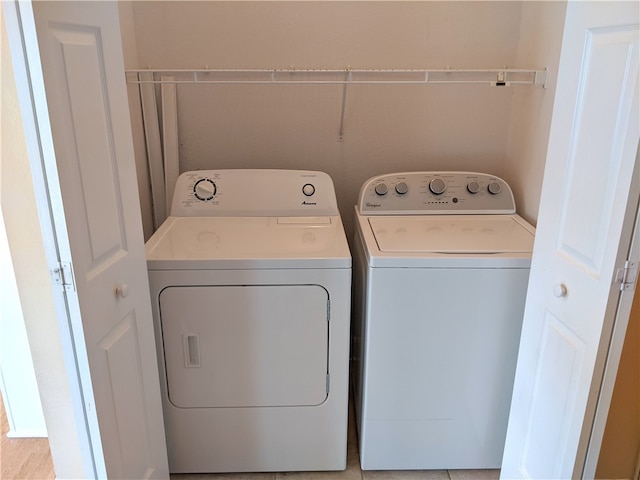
[0,8,47,438]
[121,1,566,237]
[504,0,567,225]
[119,2,155,241]
[0,216,47,438]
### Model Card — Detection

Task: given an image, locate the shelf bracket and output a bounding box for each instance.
[535,67,549,88]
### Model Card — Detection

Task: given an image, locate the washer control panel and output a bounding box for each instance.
[172,169,339,217]
[358,171,516,214]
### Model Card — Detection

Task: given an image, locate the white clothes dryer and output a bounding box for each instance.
[352,171,535,470]
[146,170,351,473]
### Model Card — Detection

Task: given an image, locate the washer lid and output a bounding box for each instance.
[146,216,351,269]
[369,215,534,254]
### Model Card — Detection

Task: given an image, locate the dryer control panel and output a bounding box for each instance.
[171,169,339,217]
[358,171,516,215]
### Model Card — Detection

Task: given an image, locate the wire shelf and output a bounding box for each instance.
[125,67,548,87]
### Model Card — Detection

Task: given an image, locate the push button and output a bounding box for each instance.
[302,184,316,196]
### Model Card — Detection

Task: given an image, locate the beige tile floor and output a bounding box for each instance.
[170,401,500,480]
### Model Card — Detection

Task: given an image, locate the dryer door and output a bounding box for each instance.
[160,285,329,408]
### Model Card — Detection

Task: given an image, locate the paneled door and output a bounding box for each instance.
[501,1,639,478]
[10,1,170,478]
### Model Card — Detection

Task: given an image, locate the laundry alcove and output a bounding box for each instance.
[127,67,547,232]
[116,1,567,241]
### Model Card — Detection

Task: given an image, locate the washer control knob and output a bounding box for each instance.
[194,178,216,201]
[395,182,409,195]
[429,178,447,195]
[467,181,480,194]
[375,183,388,196]
[488,181,502,195]
[302,183,316,197]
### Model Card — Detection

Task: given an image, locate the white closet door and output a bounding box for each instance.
[501,1,639,478]
[28,2,169,478]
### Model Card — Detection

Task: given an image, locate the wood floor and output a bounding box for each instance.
[1,397,55,479]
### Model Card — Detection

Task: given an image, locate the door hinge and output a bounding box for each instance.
[616,260,638,292]
[53,261,75,292]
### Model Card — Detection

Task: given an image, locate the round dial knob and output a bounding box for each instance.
[302,183,315,196]
[375,183,388,196]
[194,178,216,201]
[467,181,480,194]
[395,182,409,195]
[429,178,447,195]
[488,181,502,195]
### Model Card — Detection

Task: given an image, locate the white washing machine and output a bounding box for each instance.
[352,171,535,470]
[145,169,351,473]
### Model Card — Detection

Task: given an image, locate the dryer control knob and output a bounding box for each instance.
[375,183,388,196]
[488,182,502,195]
[194,178,217,201]
[395,182,409,195]
[467,181,480,194]
[429,178,447,195]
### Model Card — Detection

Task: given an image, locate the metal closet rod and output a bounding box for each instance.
[125,67,548,87]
